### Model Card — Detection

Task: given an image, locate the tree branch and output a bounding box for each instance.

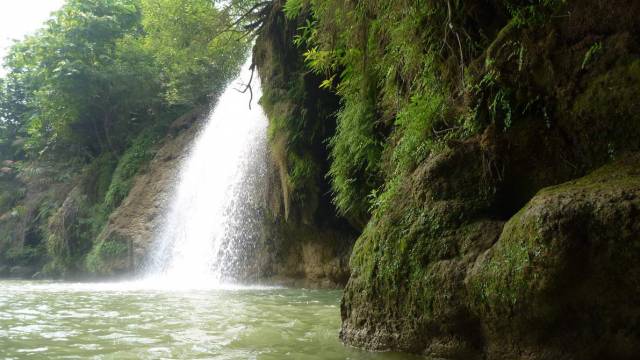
[210,1,271,41]
[234,63,256,109]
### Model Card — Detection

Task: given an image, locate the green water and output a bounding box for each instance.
[0,281,415,359]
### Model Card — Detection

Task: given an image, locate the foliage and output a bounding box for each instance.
[140,0,250,105]
[2,0,152,157]
[5,245,46,266]
[283,0,567,221]
[286,0,469,220]
[582,42,603,70]
[505,0,567,28]
[86,237,128,274]
[0,0,251,159]
[283,0,305,19]
[0,0,254,275]
[103,124,165,211]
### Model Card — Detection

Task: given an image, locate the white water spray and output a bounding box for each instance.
[144,58,267,288]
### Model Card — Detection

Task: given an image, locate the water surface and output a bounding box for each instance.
[0,281,415,359]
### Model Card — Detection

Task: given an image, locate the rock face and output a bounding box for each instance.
[91,108,206,275]
[246,0,357,288]
[244,218,354,288]
[93,65,354,287]
[341,139,505,358]
[8,265,37,278]
[338,1,640,357]
[467,156,640,359]
[341,150,640,359]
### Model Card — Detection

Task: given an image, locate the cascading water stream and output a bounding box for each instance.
[144,58,267,288]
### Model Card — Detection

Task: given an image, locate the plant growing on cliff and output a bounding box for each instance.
[582,42,603,70]
[283,0,481,222]
[103,125,164,211]
[0,0,255,274]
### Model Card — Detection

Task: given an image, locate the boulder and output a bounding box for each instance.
[468,154,640,359]
[9,265,37,279]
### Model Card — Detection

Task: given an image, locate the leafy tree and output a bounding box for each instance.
[140,0,250,105]
[0,0,255,273]
[2,0,155,156]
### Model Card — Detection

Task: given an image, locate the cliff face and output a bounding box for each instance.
[90,3,359,286]
[86,108,206,275]
[249,0,357,288]
[251,0,640,357]
[467,156,640,359]
[0,107,208,278]
[334,1,640,358]
[93,0,358,286]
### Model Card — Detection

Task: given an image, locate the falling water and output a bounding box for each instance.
[144,58,267,287]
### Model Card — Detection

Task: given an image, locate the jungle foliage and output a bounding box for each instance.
[0,0,256,275]
[281,0,566,223]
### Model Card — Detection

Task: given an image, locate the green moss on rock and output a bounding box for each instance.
[467,154,640,358]
[86,233,130,276]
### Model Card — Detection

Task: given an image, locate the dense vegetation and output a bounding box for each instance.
[279,0,569,225]
[1,0,638,357]
[255,0,640,358]
[0,0,254,276]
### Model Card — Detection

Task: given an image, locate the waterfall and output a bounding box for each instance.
[144,58,267,287]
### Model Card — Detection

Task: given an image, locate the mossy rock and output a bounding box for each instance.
[467,154,640,359]
[86,232,131,276]
[341,140,504,358]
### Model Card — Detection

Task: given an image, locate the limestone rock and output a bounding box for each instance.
[468,155,640,359]
[90,107,206,275]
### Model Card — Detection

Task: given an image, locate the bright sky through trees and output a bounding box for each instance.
[0,0,65,74]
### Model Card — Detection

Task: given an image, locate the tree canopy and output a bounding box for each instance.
[0,0,254,162]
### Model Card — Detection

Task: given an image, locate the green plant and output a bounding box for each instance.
[5,245,45,266]
[490,88,514,131]
[582,42,603,70]
[86,238,128,274]
[103,126,163,211]
[284,0,305,19]
[506,0,566,28]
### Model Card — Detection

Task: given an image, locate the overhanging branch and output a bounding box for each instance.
[234,63,256,109]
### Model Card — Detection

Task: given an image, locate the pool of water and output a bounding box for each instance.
[0,281,416,359]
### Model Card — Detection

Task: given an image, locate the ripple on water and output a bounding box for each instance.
[16,347,48,353]
[41,330,75,341]
[0,281,421,360]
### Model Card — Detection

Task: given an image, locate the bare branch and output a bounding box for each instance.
[234,63,256,109]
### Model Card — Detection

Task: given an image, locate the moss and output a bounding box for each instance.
[43,186,92,275]
[104,124,165,211]
[468,206,544,314]
[86,236,129,275]
[281,0,640,357]
[570,58,640,162]
[255,3,341,223]
[342,139,503,354]
[467,155,640,351]
[84,153,117,203]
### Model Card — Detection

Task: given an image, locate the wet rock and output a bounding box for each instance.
[89,107,207,276]
[342,150,640,359]
[340,139,500,358]
[9,265,36,279]
[467,154,640,359]
[339,0,640,356]
[0,265,9,277]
